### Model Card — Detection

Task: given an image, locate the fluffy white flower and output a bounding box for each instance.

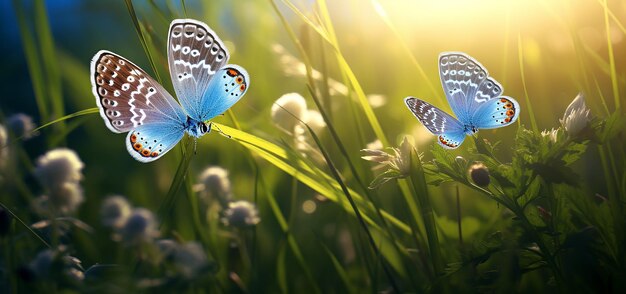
[118,208,159,245]
[560,93,592,136]
[271,93,308,133]
[32,182,84,215]
[197,166,231,204]
[222,200,260,228]
[303,110,326,133]
[7,113,38,139]
[34,148,84,191]
[100,195,132,228]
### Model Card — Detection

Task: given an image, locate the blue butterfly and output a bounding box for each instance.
[91,19,249,162]
[405,52,519,149]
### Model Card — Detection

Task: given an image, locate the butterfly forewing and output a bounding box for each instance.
[405,97,466,149]
[404,97,464,135]
[168,19,230,120]
[439,52,502,123]
[91,50,187,133]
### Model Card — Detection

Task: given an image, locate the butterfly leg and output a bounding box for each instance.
[211,122,232,139]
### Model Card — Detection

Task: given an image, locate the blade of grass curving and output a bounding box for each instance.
[224,112,321,292]
[517,35,539,133]
[124,0,163,83]
[30,108,99,135]
[0,202,50,248]
[273,0,389,147]
[592,75,611,116]
[147,0,170,24]
[304,80,423,284]
[302,124,401,291]
[262,175,321,293]
[33,0,64,130]
[369,0,442,104]
[214,123,411,235]
[407,147,443,275]
[276,243,288,293]
[183,171,218,262]
[319,242,356,293]
[277,0,332,43]
[157,137,194,230]
[181,0,188,18]
[600,0,621,110]
[271,3,422,261]
[12,0,49,122]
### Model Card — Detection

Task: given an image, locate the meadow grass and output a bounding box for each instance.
[1,0,625,293]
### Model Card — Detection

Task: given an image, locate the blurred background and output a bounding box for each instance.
[0,0,624,292]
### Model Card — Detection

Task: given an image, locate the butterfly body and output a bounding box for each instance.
[91,19,249,162]
[405,52,519,149]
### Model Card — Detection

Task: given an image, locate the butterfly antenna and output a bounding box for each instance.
[194,138,198,155]
[211,123,232,139]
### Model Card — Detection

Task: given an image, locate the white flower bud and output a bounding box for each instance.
[34,148,84,192]
[100,195,132,228]
[560,93,592,136]
[7,113,38,139]
[198,166,231,204]
[222,200,260,228]
[271,93,308,133]
[118,208,159,245]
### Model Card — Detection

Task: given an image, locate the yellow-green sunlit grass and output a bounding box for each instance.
[2,0,625,292]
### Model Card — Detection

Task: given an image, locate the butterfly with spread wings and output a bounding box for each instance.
[91,19,249,162]
[405,52,519,149]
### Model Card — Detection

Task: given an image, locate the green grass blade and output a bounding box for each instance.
[273,0,389,147]
[319,242,355,293]
[517,35,539,133]
[124,0,163,83]
[33,0,64,127]
[0,202,51,248]
[305,123,402,290]
[157,137,194,230]
[31,108,99,134]
[370,0,442,104]
[408,147,443,275]
[600,0,621,109]
[214,123,411,235]
[11,0,50,122]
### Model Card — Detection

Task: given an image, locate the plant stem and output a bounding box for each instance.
[408,148,444,275]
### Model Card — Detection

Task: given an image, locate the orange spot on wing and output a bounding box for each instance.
[240,84,246,91]
[236,77,243,84]
[500,98,508,103]
[151,152,159,157]
[141,149,150,156]
[130,134,137,143]
[133,143,142,150]
[506,110,515,117]
[227,69,238,77]
[504,117,512,123]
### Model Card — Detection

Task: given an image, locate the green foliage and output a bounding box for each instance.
[1,0,626,293]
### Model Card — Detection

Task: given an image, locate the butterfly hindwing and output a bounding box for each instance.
[471,96,520,129]
[168,19,230,120]
[196,65,250,121]
[91,50,187,133]
[125,121,185,163]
